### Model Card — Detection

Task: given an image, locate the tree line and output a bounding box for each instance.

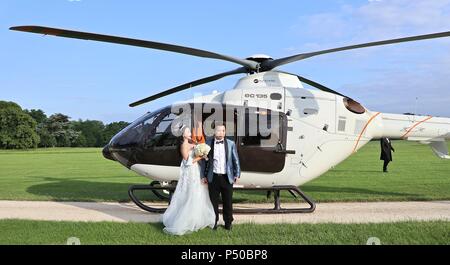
[0,100,130,149]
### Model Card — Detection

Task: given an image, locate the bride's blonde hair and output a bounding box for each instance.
[177,125,193,158]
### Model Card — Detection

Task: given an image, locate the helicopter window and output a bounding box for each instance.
[338,116,346,132]
[143,114,159,127]
[156,118,173,134]
[354,119,366,135]
[144,111,181,148]
[241,109,280,148]
[237,107,287,173]
[111,111,162,147]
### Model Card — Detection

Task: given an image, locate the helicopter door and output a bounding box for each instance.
[237,107,287,173]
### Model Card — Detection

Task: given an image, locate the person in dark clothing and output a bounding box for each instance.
[380,137,395,172]
[202,123,240,231]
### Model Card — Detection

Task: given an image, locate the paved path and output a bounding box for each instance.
[0,200,449,224]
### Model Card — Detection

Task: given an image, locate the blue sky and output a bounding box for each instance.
[1,0,450,123]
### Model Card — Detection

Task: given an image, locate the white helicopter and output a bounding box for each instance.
[10,26,450,214]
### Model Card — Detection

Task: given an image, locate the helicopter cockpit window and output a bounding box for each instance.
[241,109,281,148]
[144,111,180,148]
[111,111,161,147]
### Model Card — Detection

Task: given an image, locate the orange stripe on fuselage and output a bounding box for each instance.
[401,115,433,139]
[352,112,381,153]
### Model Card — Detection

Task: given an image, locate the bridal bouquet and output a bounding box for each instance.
[194,143,211,159]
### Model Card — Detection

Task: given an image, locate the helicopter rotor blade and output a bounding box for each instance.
[263,31,450,70]
[129,67,248,107]
[9,25,258,70]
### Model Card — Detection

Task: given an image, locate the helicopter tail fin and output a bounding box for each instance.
[429,141,450,159]
[405,137,450,159]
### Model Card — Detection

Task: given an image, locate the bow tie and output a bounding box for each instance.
[215,140,224,144]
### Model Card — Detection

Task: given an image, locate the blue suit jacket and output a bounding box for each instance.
[201,137,241,184]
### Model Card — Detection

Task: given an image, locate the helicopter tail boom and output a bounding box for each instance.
[373,113,450,159]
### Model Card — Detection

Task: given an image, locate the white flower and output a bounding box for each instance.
[194,143,211,158]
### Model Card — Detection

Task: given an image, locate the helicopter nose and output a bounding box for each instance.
[104,135,137,168]
[102,144,115,161]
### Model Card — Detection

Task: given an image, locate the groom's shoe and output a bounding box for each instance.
[224,223,232,231]
[213,223,218,230]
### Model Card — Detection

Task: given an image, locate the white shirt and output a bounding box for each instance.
[213,139,226,174]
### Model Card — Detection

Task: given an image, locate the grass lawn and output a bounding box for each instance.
[0,140,449,203]
[0,219,448,245]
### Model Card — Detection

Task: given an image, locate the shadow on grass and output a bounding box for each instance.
[27,177,420,203]
[27,178,156,202]
[27,177,250,203]
[302,185,419,197]
[330,169,382,173]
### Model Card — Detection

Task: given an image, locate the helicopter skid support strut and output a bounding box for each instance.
[128,184,316,214]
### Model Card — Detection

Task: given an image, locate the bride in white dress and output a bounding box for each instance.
[162,126,216,235]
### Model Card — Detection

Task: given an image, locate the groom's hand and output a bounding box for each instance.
[201,178,208,184]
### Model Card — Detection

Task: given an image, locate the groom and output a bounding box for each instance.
[202,122,240,231]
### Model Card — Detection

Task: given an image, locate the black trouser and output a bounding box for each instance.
[383,160,390,172]
[209,173,234,226]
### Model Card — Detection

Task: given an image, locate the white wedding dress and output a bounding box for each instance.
[162,149,216,235]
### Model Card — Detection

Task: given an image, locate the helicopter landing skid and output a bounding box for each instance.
[235,185,316,214]
[128,184,316,214]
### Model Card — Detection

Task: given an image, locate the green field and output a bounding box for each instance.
[0,140,449,203]
[0,141,449,245]
[0,220,448,245]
